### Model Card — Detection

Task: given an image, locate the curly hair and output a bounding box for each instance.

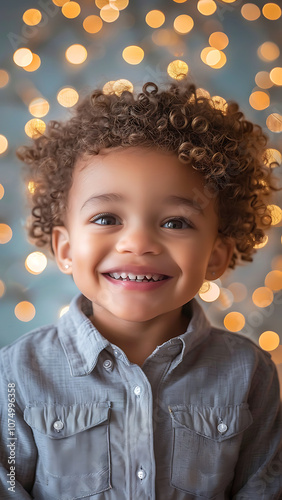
[17,79,280,269]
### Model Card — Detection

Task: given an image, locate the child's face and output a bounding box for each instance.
[53,147,233,325]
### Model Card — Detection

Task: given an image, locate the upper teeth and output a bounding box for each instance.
[109,272,165,281]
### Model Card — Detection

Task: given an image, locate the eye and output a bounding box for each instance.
[162,218,194,229]
[90,213,121,226]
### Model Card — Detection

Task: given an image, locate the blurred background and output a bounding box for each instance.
[0,0,281,392]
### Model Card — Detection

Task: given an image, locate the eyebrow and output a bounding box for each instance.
[81,193,204,215]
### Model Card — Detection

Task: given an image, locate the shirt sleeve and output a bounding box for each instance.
[0,348,36,499]
[231,354,282,499]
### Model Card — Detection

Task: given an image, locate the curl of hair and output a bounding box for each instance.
[17,79,280,268]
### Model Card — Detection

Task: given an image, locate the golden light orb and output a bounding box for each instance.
[173,0,187,3]
[14,301,36,322]
[146,10,165,28]
[209,31,229,50]
[241,3,261,21]
[122,45,144,65]
[254,235,269,249]
[65,44,87,64]
[13,48,33,67]
[0,135,8,155]
[252,286,273,307]
[113,79,134,96]
[62,1,81,18]
[196,88,211,99]
[255,71,273,89]
[22,53,41,72]
[197,0,217,16]
[23,8,42,25]
[224,312,245,332]
[57,87,79,107]
[0,184,4,200]
[95,0,108,8]
[25,119,46,138]
[25,251,48,275]
[259,331,280,351]
[267,204,282,225]
[264,148,281,167]
[100,5,119,22]
[0,224,12,244]
[265,270,282,290]
[262,2,281,20]
[198,282,220,302]
[52,0,69,5]
[227,282,247,302]
[198,281,211,294]
[28,181,36,194]
[173,15,194,34]
[258,41,280,62]
[217,288,234,310]
[167,60,188,80]
[83,15,103,33]
[110,0,129,10]
[0,69,9,88]
[29,97,50,118]
[269,67,282,85]
[0,280,5,298]
[266,113,282,133]
[249,90,270,110]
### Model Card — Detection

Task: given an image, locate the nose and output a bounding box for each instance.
[115,222,162,256]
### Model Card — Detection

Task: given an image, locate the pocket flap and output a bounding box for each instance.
[24,401,111,439]
[169,403,253,441]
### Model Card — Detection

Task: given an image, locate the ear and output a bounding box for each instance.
[52,226,72,274]
[205,235,235,281]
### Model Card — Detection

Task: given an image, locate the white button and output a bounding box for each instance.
[217,422,228,434]
[114,350,119,356]
[53,420,64,432]
[134,386,141,396]
[103,359,113,370]
[137,469,146,480]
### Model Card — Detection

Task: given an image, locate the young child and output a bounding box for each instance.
[0,79,281,499]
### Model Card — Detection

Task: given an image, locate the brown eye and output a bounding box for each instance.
[91,214,121,225]
[163,218,193,229]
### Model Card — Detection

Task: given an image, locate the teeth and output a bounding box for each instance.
[153,274,162,281]
[112,272,121,279]
[120,272,127,279]
[145,274,152,280]
[108,272,166,282]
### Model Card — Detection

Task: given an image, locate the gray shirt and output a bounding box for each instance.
[0,293,281,499]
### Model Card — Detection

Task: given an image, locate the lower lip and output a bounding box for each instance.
[103,274,172,291]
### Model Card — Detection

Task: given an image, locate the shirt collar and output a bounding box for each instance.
[58,293,212,377]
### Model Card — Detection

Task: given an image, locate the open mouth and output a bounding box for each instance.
[104,272,169,283]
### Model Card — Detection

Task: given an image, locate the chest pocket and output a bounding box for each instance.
[169,403,253,499]
[24,402,111,500]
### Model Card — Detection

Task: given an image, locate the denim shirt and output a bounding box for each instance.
[0,293,281,500]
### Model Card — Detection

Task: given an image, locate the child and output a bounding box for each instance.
[0,79,281,499]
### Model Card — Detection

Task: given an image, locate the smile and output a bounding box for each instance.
[105,272,168,283]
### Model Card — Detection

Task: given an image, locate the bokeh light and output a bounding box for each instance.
[269,67,282,85]
[0,280,5,298]
[249,90,270,110]
[167,59,188,79]
[0,224,12,244]
[0,69,9,88]
[23,8,42,25]
[146,10,165,28]
[25,252,48,275]
[122,45,144,64]
[224,312,245,332]
[198,281,220,302]
[83,15,103,33]
[266,113,282,132]
[100,5,119,22]
[111,0,129,10]
[209,32,229,50]
[262,3,281,20]
[252,286,273,307]
[65,44,87,64]
[0,184,4,200]
[241,3,261,21]
[0,135,8,155]
[267,204,282,225]
[259,331,280,351]
[152,29,179,47]
[28,181,36,194]
[257,41,280,62]
[28,97,50,118]
[217,288,234,310]
[255,71,273,89]
[13,48,33,67]
[227,282,247,302]
[254,235,269,249]
[57,87,79,107]
[197,0,217,16]
[265,270,282,290]
[14,301,36,322]
[173,15,194,34]
[61,1,81,18]
[25,119,46,138]
[23,53,41,72]
[52,0,69,5]
[264,148,281,167]
[271,255,282,270]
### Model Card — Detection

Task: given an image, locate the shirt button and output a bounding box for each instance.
[134,385,141,396]
[103,359,113,370]
[217,422,228,434]
[53,420,64,432]
[137,469,146,480]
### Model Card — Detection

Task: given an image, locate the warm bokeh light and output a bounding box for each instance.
[13,48,33,67]
[25,119,46,138]
[28,97,50,118]
[100,5,119,22]
[266,113,282,133]
[224,312,245,332]
[262,2,281,20]
[0,135,8,155]
[146,10,165,28]
[0,280,5,298]
[206,48,221,66]
[249,90,270,110]
[257,41,280,62]
[152,29,179,47]
[241,3,261,20]
[52,0,69,5]
[65,44,87,64]
[62,1,81,18]
[198,282,220,302]
[197,0,217,16]
[255,71,273,89]
[57,87,79,107]
[209,32,229,50]
[122,45,144,64]
[25,252,48,275]
[173,0,187,2]
[28,181,36,194]
[269,67,282,85]
[173,15,194,34]
[265,270,282,290]
[196,88,211,99]
[267,204,282,225]
[259,331,280,351]
[254,235,269,249]
[0,69,9,88]
[217,288,234,310]
[211,95,227,112]
[113,79,133,96]
[198,281,211,294]
[59,305,70,317]
[167,60,188,80]
[272,255,282,270]
[23,8,42,25]
[0,224,12,244]
[201,47,226,68]
[14,301,36,322]
[264,148,281,167]
[23,53,41,72]
[227,282,247,302]
[0,184,4,200]
[111,0,129,10]
[83,15,103,33]
[252,286,273,307]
